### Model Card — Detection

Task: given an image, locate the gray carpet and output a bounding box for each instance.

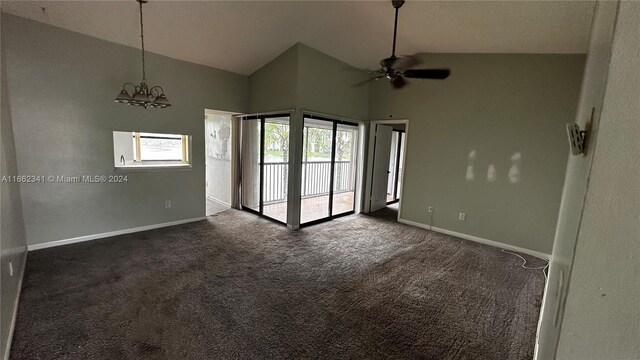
[10,207,546,359]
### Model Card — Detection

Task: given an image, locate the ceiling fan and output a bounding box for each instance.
[372,0,450,89]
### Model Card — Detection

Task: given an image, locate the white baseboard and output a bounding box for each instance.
[206,196,231,208]
[4,249,27,360]
[27,217,207,251]
[398,217,550,260]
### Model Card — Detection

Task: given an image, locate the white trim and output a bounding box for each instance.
[4,250,27,360]
[204,109,243,116]
[364,119,409,218]
[114,164,192,172]
[300,109,366,125]
[27,217,207,251]
[398,217,550,260]
[534,264,555,360]
[237,109,295,119]
[206,195,231,208]
[354,122,367,214]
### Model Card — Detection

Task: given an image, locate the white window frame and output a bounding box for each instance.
[114,131,192,171]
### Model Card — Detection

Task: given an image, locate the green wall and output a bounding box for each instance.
[249,44,299,113]
[1,11,28,358]
[369,53,585,254]
[249,43,369,120]
[2,13,249,246]
[296,44,369,120]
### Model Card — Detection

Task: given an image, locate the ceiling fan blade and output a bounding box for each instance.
[392,55,420,70]
[403,69,451,80]
[391,76,406,89]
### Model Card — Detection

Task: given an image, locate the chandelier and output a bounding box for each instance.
[114,0,171,109]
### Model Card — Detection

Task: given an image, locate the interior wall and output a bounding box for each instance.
[249,43,370,120]
[296,43,369,120]
[2,14,249,246]
[249,44,298,113]
[555,2,639,358]
[0,10,29,356]
[535,1,618,358]
[369,53,585,255]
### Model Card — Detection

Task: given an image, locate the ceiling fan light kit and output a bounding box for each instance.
[114,0,171,109]
[373,0,451,89]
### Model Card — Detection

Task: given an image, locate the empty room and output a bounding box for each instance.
[1,1,638,359]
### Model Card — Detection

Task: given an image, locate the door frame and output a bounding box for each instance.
[299,113,360,227]
[363,119,409,220]
[387,128,405,205]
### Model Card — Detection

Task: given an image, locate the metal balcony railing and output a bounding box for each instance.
[262,161,354,204]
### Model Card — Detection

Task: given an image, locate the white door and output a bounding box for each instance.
[370,124,393,212]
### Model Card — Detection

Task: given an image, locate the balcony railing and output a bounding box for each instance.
[262,161,354,204]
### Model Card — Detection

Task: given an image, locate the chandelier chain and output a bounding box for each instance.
[139,0,146,82]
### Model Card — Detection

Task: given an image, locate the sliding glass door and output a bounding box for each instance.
[240,114,290,224]
[241,113,358,227]
[300,115,359,226]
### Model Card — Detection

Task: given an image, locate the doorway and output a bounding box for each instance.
[205,110,234,216]
[300,115,359,226]
[365,120,409,217]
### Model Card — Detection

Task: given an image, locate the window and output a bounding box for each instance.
[113,131,191,168]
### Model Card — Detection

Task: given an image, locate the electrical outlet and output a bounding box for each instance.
[428,206,434,213]
[458,212,466,221]
[165,200,172,208]
[9,261,14,277]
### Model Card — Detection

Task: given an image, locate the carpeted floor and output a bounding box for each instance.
[10,207,547,359]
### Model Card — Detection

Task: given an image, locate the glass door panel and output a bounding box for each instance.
[262,117,290,223]
[300,118,334,224]
[241,118,261,211]
[332,124,358,216]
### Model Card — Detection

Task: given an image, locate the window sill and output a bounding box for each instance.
[114,164,192,172]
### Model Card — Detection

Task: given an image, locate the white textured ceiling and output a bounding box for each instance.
[2,0,595,75]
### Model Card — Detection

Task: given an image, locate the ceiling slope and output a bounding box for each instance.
[2,1,595,75]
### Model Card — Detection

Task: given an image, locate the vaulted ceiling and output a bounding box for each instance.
[2,1,596,75]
